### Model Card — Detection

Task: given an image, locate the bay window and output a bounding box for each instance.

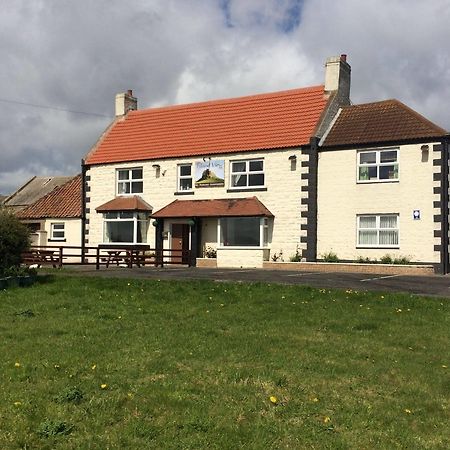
[218,217,269,247]
[358,149,398,182]
[103,212,149,244]
[357,214,399,247]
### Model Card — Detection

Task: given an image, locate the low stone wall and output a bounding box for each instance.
[262,261,435,276]
[196,258,217,268]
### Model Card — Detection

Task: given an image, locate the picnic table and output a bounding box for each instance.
[98,245,150,268]
[25,249,59,268]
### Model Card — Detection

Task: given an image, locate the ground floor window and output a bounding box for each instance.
[50,222,65,240]
[218,217,269,247]
[103,212,149,244]
[357,214,399,247]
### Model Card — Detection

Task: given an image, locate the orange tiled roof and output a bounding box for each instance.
[96,196,153,212]
[322,99,447,147]
[152,197,273,218]
[16,175,82,219]
[85,86,329,165]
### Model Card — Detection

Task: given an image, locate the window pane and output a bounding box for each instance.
[231,174,247,187]
[104,212,117,219]
[119,212,134,219]
[359,216,376,228]
[53,231,65,238]
[379,230,398,246]
[248,173,264,186]
[137,220,148,243]
[221,217,260,246]
[359,230,377,245]
[131,181,143,193]
[359,152,376,164]
[118,182,130,194]
[104,221,134,243]
[180,178,192,190]
[53,224,64,230]
[132,168,143,179]
[118,170,129,180]
[231,162,246,172]
[249,160,263,171]
[380,151,397,163]
[379,164,398,180]
[179,165,191,176]
[359,167,370,181]
[380,215,397,228]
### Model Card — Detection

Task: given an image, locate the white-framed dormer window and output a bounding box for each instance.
[229,159,265,189]
[177,164,193,191]
[357,214,399,248]
[357,149,399,182]
[50,222,65,241]
[218,217,269,247]
[117,167,143,195]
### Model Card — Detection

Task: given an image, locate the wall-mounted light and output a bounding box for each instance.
[421,145,429,163]
[202,156,211,163]
[288,154,297,171]
[187,219,196,227]
[152,220,158,227]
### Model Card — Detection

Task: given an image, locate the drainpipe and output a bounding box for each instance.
[441,135,450,274]
[81,159,87,264]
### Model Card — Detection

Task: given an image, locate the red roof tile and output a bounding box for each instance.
[85,86,329,165]
[16,175,82,220]
[322,99,447,147]
[152,197,273,218]
[96,196,153,212]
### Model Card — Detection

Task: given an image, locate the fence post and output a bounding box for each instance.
[96,247,100,270]
[58,247,63,268]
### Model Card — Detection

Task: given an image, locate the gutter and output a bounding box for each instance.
[440,135,450,274]
[81,159,87,264]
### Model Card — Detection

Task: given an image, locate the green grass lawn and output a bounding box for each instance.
[0,275,449,449]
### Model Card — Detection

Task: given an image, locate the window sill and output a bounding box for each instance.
[116,193,144,196]
[226,187,267,193]
[356,179,399,184]
[174,191,195,196]
[356,246,400,249]
[48,239,66,242]
[217,246,269,250]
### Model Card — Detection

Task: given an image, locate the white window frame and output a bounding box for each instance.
[357,148,399,183]
[50,222,65,241]
[103,212,149,244]
[229,159,265,190]
[116,167,143,195]
[217,217,270,248]
[177,164,193,192]
[356,214,399,248]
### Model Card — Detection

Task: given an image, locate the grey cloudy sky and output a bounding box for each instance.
[1,0,449,194]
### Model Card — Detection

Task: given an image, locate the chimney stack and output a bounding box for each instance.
[324,54,351,105]
[115,90,137,116]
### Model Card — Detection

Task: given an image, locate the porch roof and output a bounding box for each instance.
[152,197,274,218]
[96,195,153,212]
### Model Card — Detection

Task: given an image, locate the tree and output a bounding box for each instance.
[0,207,30,276]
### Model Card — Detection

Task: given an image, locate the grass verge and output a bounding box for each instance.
[0,275,449,448]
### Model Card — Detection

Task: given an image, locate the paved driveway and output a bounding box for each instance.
[64,265,450,298]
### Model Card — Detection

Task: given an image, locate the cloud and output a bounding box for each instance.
[0,0,449,195]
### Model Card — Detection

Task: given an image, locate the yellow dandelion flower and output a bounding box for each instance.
[100,384,108,389]
[442,365,447,368]
[312,397,319,402]
[323,416,331,423]
[269,396,278,404]
[54,364,60,369]
[91,364,97,370]
[404,409,412,414]
[14,362,21,368]
[13,401,22,406]
[127,392,133,398]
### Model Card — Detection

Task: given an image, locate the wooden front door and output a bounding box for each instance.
[171,224,190,264]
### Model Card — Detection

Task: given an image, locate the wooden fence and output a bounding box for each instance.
[21,245,192,269]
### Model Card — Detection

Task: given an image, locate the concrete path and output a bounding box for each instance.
[59,265,450,298]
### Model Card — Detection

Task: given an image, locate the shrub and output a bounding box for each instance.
[271,250,284,262]
[356,256,377,264]
[380,254,393,264]
[0,207,30,276]
[37,419,73,437]
[393,256,411,265]
[289,246,302,262]
[204,246,217,258]
[321,251,339,263]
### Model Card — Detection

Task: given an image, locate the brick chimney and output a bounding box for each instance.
[324,55,351,105]
[115,90,137,116]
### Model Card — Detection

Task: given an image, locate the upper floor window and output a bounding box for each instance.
[230,159,264,189]
[50,222,65,241]
[117,168,143,194]
[358,149,398,182]
[178,164,193,191]
[357,214,399,248]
